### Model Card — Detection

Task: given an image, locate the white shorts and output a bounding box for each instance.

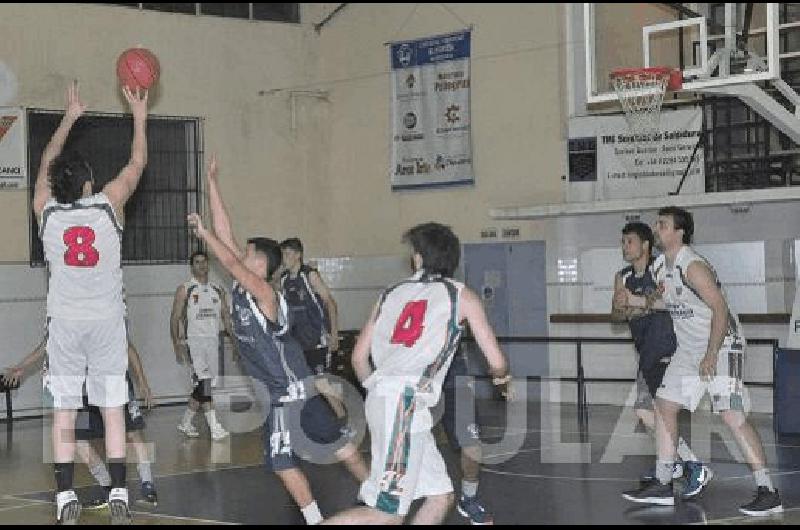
[45,315,129,409]
[187,336,219,383]
[656,338,746,414]
[359,384,453,517]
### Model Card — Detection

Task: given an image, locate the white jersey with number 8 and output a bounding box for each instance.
[41,193,125,320]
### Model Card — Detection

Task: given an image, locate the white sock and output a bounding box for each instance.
[181,408,196,427]
[90,462,112,487]
[754,468,775,492]
[676,437,698,463]
[137,463,152,484]
[462,480,479,498]
[301,501,323,525]
[204,410,221,429]
[656,460,674,485]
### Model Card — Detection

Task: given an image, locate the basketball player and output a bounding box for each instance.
[622,207,782,515]
[2,338,158,508]
[280,238,347,420]
[186,154,368,525]
[437,343,498,525]
[612,222,712,498]
[171,249,237,441]
[279,238,340,373]
[32,80,148,524]
[323,222,511,525]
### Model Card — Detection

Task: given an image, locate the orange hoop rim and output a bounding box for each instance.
[609,67,683,91]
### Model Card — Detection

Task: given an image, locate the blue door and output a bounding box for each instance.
[462,241,548,379]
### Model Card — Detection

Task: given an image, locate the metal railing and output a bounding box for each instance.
[461,335,780,431]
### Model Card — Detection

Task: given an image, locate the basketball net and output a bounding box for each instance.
[610,67,680,140]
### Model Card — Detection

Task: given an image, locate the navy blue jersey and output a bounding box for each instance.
[280,265,329,351]
[619,263,677,370]
[230,282,312,402]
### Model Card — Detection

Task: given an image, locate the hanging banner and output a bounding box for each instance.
[568,108,704,201]
[0,107,26,190]
[390,30,474,190]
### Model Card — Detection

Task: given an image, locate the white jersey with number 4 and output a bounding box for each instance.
[368,271,464,406]
[41,193,125,320]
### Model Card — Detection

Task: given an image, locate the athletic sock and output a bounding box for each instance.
[90,462,112,487]
[181,408,195,427]
[108,460,127,489]
[462,480,479,498]
[204,410,220,429]
[137,462,153,484]
[54,462,75,492]
[676,437,699,463]
[301,501,323,525]
[754,468,775,492]
[656,460,674,485]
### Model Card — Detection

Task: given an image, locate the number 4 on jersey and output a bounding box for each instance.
[390,300,427,347]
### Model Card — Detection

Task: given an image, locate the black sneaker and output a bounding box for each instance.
[622,481,675,506]
[456,494,494,525]
[739,487,783,517]
[83,486,112,511]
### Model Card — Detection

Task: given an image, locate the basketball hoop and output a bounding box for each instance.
[609,67,682,138]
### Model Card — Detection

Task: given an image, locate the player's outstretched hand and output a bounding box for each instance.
[187,213,207,239]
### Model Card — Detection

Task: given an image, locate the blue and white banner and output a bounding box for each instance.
[390,30,474,190]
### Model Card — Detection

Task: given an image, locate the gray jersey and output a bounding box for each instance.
[41,193,124,320]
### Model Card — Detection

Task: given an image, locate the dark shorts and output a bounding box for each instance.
[440,354,481,449]
[75,377,144,440]
[641,356,672,399]
[263,395,344,472]
[191,378,214,403]
[74,402,145,440]
[305,347,332,376]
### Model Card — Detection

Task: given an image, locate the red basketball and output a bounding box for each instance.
[116,48,160,90]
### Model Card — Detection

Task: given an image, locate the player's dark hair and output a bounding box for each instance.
[279,238,303,254]
[189,250,208,266]
[247,237,282,279]
[49,151,93,205]
[658,206,694,244]
[622,222,654,256]
[402,222,460,278]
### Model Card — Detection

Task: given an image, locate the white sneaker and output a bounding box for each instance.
[108,488,131,525]
[210,423,229,441]
[56,489,81,525]
[177,422,200,438]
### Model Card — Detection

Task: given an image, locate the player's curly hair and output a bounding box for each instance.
[622,222,655,256]
[49,151,93,205]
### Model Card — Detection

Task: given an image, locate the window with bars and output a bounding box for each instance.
[27,111,204,266]
[98,3,300,23]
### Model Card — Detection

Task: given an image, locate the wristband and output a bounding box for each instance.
[492,374,512,386]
